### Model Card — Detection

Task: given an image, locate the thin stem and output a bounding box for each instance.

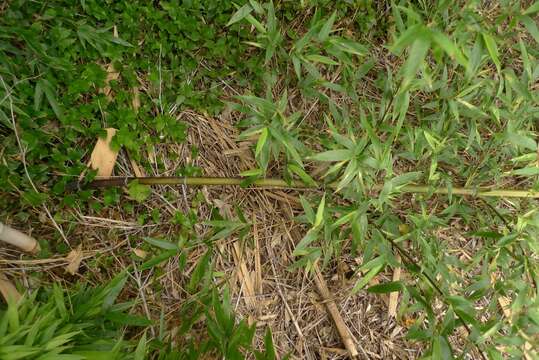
[72,176,539,199]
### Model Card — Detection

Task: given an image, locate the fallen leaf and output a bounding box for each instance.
[133,248,148,259]
[90,128,119,178]
[132,87,141,111]
[129,156,145,177]
[213,198,233,218]
[0,274,21,303]
[65,245,83,275]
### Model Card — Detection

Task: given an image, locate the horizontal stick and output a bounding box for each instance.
[68,176,539,198]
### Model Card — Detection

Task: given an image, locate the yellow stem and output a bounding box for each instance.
[84,176,539,198]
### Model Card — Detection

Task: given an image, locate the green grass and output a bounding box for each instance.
[1,0,539,359]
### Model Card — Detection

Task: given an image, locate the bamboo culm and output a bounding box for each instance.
[69,176,539,199]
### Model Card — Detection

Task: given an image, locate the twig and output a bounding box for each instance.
[313,264,359,358]
[1,76,69,245]
[72,176,539,199]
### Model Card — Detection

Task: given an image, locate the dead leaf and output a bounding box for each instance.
[65,245,83,275]
[0,274,21,303]
[132,87,141,111]
[133,248,148,259]
[90,128,119,178]
[213,199,233,218]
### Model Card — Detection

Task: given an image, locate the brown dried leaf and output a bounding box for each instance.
[0,274,21,303]
[90,128,119,178]
[133,248,148,259]
[65,245,83,275]
[132,87,141,111]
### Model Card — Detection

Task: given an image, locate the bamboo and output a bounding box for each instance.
[313,264,359,358]
[73,176,539,199]
[0,222,40,253]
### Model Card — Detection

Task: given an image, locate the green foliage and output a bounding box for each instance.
[2,0,539,358]
[228,0,539,357]
[0,273,140,359]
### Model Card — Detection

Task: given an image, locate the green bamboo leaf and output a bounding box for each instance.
[305,54,339,65]
[507,132,537,151]
[134,331,147,360]
[520,15,539,43]
[39,79,63,120]
[523,1,539,15]
[389,24,424,54]
[335,158,358,192]
[34,81,43,111]
[288,164,317,186]
[140,249,178,270]
[255,127,269,157]
[292,55,302,79]
[318,11,336,42]
[143,237,178,250]
[329,38,367,56]
[309,149,353,162]
[432,336,453,360]
[401,36,431,88]
[512,167,539,176]
[227,4,253,26]
[245,14,266,33]
[482,32,501,72]
[430,31,468,68]
[366,281,403,293]
[352,263,385,293]
[293,229,319,255]
[240,168,263,177]
[314,194,325,228]
[299,195,315,224]
[266,0,276,33]
[102,272,128,311]
[249,0,263,14]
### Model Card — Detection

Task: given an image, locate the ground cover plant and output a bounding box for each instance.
[1,0,539,359]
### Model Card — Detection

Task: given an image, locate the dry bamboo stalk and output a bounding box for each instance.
[0,222,40,253]
[74,176,539,199]
[313,264,359,358]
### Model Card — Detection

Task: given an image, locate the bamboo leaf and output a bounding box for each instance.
[143,237,178,250]
[523,1,539,15]
[227,4,253,26]
[367,281,403,293]
[314,194,325,228]
[318,11,336,42]
[482,32,501,72]
[401,36,431,88]
[309,149,353,162]
[305,54,339,65]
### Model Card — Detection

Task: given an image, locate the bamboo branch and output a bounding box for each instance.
[70,176,539,198]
